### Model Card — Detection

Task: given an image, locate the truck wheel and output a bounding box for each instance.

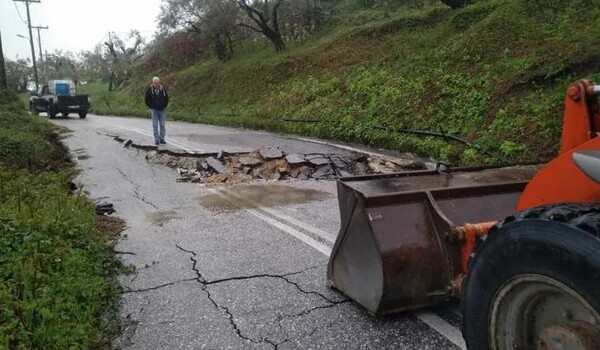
[62,112,69,117]
[461,204,600,350]
[79,111,87,119]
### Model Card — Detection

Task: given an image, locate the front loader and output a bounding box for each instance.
[327,80,600,350]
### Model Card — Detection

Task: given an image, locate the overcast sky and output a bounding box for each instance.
[1,0,162,60]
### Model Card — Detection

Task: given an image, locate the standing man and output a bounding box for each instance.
[144,77,169,145]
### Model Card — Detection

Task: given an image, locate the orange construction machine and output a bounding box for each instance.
[327,79,600,349]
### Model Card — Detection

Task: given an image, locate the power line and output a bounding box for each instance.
[12,1,27,25]
[13,0,41,91]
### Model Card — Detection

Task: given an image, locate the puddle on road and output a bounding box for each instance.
[199,184,331,212]
[145,211,179,226]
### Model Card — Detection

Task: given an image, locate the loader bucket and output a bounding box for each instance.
[327,165,540,315]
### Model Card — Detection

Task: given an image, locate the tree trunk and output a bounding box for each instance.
[0,29,7,89]
[226,32,234,56]
[214,31,232,61]
[237,0,286,52]
[108,72,115,92]
[262,26,286,52]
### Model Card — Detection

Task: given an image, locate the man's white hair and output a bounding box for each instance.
[152,77,160,83]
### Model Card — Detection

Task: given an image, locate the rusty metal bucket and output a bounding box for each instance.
[326,165,540,315]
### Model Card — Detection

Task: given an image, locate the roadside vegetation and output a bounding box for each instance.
[8,0,600,165]
[82,0,600,164]
[0,90,122,349]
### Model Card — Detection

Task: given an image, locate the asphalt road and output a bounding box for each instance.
[50,114,466,350]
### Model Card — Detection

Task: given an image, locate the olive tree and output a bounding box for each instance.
[104,31,146,90]
[159,0,238,60]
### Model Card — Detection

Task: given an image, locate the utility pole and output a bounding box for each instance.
[0,27,7,88]
[32,25,48,78]
[14,0,41,91]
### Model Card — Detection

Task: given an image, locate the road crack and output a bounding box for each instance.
[121,278,197,294]
[174,242,347,349]
[116,168,160,209]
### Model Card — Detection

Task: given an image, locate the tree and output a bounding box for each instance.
[5,58,31,92]
[79,44,111,82]
[104,31,146,90]
[143,31,210,72]
[235,0,286,51]
[41,51,79,82]
[159,0,238,60]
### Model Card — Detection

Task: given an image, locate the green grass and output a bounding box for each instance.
[92,0,600,164]
[0,90,122,349]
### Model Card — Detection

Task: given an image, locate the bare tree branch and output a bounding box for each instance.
[236,22,264,34]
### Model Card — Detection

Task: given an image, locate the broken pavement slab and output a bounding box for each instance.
[239,155,263,166]
[307,155,330,166]
[110,133,429,184]
[206,157,228,174]
[285,153,306,164]
[259,147,284,160]
[311,165,335,179]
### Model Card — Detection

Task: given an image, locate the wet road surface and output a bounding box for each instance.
[50,114,466,350]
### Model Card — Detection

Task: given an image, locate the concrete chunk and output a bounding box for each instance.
[259,147,284,160]
[239,156,263,166]
[285,153,306,164]
[206,157,227,173]
[311,164,334,179]
[309,157,330,166]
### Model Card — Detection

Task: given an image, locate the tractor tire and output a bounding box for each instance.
[461,204,600,350]
[79,111,87,119]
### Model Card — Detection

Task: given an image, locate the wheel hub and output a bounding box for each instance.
[490,274,600,350]
[538,322,600,350]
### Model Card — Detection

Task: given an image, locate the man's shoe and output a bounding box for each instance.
[160,140,166,144]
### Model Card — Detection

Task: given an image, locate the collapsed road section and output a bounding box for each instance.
[101,132,427,184]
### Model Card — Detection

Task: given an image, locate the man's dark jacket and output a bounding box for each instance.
[145,85,169,111]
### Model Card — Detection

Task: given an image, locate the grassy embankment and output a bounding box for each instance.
[0,90,122,349]
[85,0,600,164]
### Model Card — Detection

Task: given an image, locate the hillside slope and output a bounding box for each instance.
[94,0,600,164]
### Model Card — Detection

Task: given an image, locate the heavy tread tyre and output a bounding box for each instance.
[461,203,600,350]
[79,111,87,119]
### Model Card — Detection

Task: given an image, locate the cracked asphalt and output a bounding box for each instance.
[50,114,464,350]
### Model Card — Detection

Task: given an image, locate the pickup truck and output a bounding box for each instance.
[30,80,91,119]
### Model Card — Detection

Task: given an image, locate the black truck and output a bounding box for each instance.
[30,80,91,119]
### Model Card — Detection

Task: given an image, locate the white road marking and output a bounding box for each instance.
[210,189,332,256]
[96,120,198,153]
[416,312,467,350]
[290,136,396,159]
[223,190,337,244]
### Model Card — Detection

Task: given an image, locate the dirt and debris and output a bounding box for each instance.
[101,132,426,185]
[96,202,116,215]
[145,146,425,185]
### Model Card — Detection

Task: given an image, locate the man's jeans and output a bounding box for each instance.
[151,109,166,142]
